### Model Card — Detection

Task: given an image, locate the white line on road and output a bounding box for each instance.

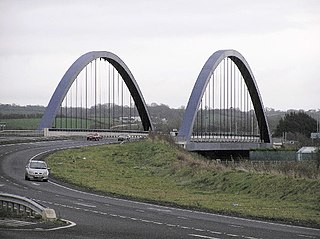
[147,207,172,213]
[189,234,220,239]
[208,231,222,235]
[74,202,96,208]
[229,224,244,228]
[227,233,240,237]
[298,235,316,238]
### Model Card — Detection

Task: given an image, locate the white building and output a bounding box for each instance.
[296,147,318,161]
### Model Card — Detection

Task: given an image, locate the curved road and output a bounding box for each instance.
[0,139,319,239]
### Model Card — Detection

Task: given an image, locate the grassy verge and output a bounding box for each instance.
[0,209,41,220]
[0,209,68,229]
[45,136,320,228]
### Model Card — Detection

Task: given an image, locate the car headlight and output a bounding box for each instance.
[28,170,35,175]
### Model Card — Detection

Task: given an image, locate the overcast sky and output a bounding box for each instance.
[0,0,319,110]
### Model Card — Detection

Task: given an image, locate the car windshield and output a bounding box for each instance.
[30,162,47,169]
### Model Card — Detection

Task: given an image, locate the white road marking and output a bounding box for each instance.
[180,226,190,229]
[166,223,176,227]
[194,228,206,232]
[298,235,316,238]
[227,233,239,237]
[208,231,222,235]
[229,224,243,228]
[148,207,172,213]
[39,219,76,231]
[75,202,96,208]
[152,221,163,225]
[31,182,40,186]
[189,234,220,239]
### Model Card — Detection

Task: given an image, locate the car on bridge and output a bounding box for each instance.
[25,160,50,182]
[118,134,130,142]
[87,133,102,141]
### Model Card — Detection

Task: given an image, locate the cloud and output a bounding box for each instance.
[0,0,319,110]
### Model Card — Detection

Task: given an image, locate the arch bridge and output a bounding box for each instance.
[177,50,272,157]
[39,49,272,155]
[39,51,153,137]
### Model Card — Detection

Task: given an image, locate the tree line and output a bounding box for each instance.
[1,103,319,137]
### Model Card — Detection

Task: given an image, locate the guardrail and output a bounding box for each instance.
[0,192,56,220]
[44,128,149,139]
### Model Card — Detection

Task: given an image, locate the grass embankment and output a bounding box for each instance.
[46,136,320,228]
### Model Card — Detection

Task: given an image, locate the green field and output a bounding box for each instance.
[0,117,141,130]
[0,118,41,130]
[46,136,320,228]
[0,117,96,130]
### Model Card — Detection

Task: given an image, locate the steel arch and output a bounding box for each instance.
[178,49,271,143]
[38,51,153,131]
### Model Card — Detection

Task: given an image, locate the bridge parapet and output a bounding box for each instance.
[43,128,148,140]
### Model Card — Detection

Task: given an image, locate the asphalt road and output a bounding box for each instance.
[0,139,319,239]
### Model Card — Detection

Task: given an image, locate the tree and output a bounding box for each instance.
[274,112,317,138]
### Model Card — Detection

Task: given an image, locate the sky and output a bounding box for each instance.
[0,0,319,111]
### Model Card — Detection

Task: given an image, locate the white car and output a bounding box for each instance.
[118,135,130,142]
[25,160,49,182]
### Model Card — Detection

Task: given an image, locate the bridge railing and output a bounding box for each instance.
[0,192,56,220]
[43,128,149,139]
[190,133,261,143]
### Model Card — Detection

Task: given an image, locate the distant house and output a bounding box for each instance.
[296,147,318,161]
[119,116,141,124]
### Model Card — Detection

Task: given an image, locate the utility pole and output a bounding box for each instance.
[317,109,319,133]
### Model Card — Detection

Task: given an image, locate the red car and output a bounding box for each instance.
[87,133,102,141]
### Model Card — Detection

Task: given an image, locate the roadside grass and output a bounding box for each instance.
[45,137,320,228]
[0,208,41,220]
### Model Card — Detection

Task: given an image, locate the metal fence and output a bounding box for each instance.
[0,192,55,219]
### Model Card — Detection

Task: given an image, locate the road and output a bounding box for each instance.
[0,139,319,239]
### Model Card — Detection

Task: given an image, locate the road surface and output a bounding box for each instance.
[0,139,319,238]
